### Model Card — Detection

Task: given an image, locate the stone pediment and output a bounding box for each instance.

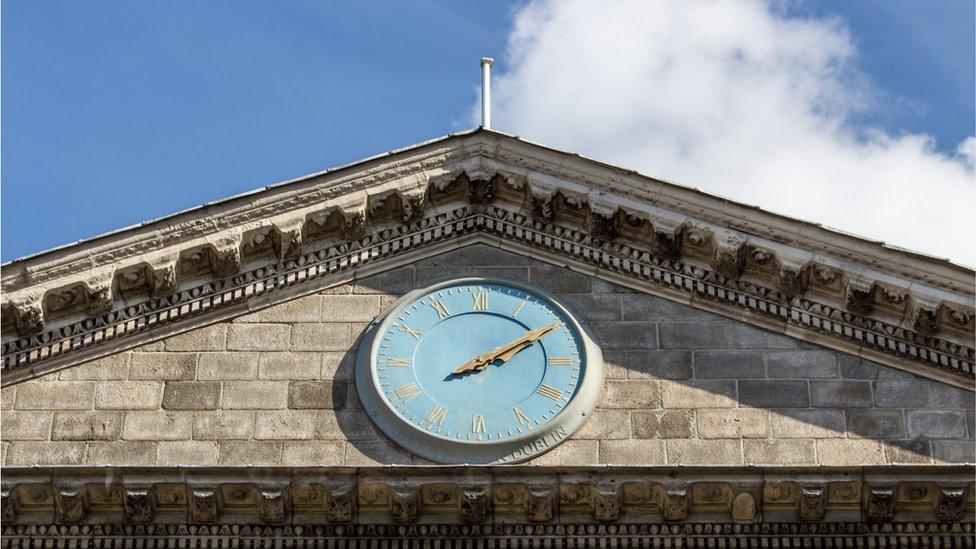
[1,128,973,387]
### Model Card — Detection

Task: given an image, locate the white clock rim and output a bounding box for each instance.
[355,276,605,464]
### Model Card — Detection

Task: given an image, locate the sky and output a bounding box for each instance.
[3,1,974,264]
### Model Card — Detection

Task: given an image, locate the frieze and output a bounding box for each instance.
[2,466,972,528]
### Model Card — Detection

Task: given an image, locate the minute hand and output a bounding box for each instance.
[451,322,561,374]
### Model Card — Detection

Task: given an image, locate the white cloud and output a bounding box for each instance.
[480,0,975,265]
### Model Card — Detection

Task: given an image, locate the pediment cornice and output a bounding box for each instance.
[2,129,973,387]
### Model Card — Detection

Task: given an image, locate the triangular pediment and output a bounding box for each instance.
[1,129,973,388]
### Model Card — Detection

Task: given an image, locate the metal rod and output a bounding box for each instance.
[481,57,494,129]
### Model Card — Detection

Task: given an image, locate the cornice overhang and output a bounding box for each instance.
[1,129,973,388]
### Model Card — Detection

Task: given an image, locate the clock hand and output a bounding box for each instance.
[451,322,561,374]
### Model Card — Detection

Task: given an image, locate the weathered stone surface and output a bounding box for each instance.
[927,383,975,410]
[884,440,932,464]
[163,324,227,351]
[591,322,657,350]
[344,439,416,466]
[931,440,976,462]
[694,351,764,379]
[615,351,693,380]
[632,410,694,439]
[193,411,254,440]
[259,353,321,380]
[810,381,872,408]
[697,409,769,439]
[846,410,906,439]
[255,410,336,440]
[320,295,382,323]
[743,439,816,465]
[227,324,291,351]
[122,411,192,440]
[561,294,620,321]
[621,294,718,322]
[291,324,355,351]
[523,440,599,466]
[222,381,288,409]
[769,410,845,438]
[739,381,809,408]
[816,440,885,465]
[321,351,356,381]
[96,382,162,410]
[667,440,741,465]
[157,441,219,465]
[602,380,660,409]
[162,382,221,410]
[283,441,344,465]
[15,382,94,410]
[764,351,837,379]
[237,295,321,323]
[528,266,591,293]
[1,411,52,440]
[873,380,928,408]
[907,410,967,439]
[659,322,796,350]
[52,411,123,441]
[219,441,282,465]
[288,381,347,410]
[129,353,196,381]
[86,441,155,465]
[575,409,631,439]
[6,441,85,465]
[599,439,666,465]
[662,380,737,408]
[58,355,128,380]
[197,352,259,380]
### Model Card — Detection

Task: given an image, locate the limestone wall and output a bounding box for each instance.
[2,245,973,467]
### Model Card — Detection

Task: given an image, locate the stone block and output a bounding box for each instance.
[632,410,694,439]
[667,440,741,465]
[575,409,631,439]
[743,439,816,465]
[694,351,764,379]
[283,441,344,465]
[95,382,162,410]
[15,381,94,410]
[873,380,929,408]
[769,410,845,438]
[6,441,86,465]
[837,356,883,379]
[122,411,192,440]
[739,381,809,408]
[906,410,967,439]
[198,352,259,380]
[219,441,283,465]
[599,439,667,465]
[927,383,975,410]
[931,440,975,463]
[237,295,321,323]
[528,266,591,293]
[353,267,415,295]
[592,278,635,294]
[809,381,873,408]
[222,381,288,409]
[659,322,796,350]
[884,440,932,464]
[255,410,336,440]
[561,294,621,322]
[846,410,906,439]
[621,294,718,322]
[227,324,291,351]
[817,440,886,465]
[591,322,657,350]
[193,411,254,440]
[344,439,417,466]
[86,442,155,465]
[52,411,123,441]
[1,411,52,440]
[321,295,382,323]
[322,351,357,381]
[764,351,837,379]
[620,351,693,380]
[1,386,14,410]
[291,324,355,351]
[525,440,599,466]
[288,381,348,410]
[697,409,769,439]
[258,353,321,380]
[602,380,660,409]
[157,441,220,465]
[58,355,129,380]
[661,380,737,408]
[129,353,196,380]
[163,324,227,351]
[162,381,221,410]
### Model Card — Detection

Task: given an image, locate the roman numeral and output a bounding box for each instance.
[472,291,489,311]
[397,324,422,340]
[430,300,450,320]
[425,404,448,426]
[394,382,422,402]
[513,407,531,426]
[547,357,574,366]
[386,357,412,367]
[471,414,486,433]
[536,384,563,401]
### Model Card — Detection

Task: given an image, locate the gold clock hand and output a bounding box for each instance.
[451,322,561,374]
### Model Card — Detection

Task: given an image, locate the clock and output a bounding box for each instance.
[355,277,604,464]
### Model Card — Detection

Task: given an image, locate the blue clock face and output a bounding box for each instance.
[372,280,585,444]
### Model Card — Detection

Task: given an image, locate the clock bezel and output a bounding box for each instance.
[355,277,604,464]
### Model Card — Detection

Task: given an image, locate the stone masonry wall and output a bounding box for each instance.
[2,244,973,467]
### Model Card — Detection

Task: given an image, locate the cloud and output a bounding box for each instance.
[480,0,975,265]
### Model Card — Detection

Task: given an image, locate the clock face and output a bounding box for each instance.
[356,277,603,464]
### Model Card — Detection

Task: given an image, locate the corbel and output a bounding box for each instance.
[742,244,782,281]
[85,272,115,315]
[115,263,153,300]
[240,226,277,262]
[871,281,911,319]
[147,256,178,297]
[291,482,328,512]
[271,218,304,261]
[462,156,497,183]
[652,223,684,259]
[8,292,44,336]
[591,487,621,523]
[527,177,559,221]
[911,299,941,335]
[55,485,89,524]
[711,233,747,279]
[427,171,466,205]
[613,208,653,243]
[459,489,490,524]
[586,198,619,241]
[42,283,89,319]
[188,487,219,523]
[257,487,287,524]
[661,489,689,522]
[326,488,354,523]
[208,233,243,278]
[690,482,733,513]
[679,223,715,263]
[391,490,419,523]
[468,174,498,206]
[796,485,826,522]
[552,189,588,226]
[122,487,155,524]
[1,488,19,523]
[861,485,894,523]
[938,301,975,337]
[806,262,846,301]
[420,483,457,515]
[398,187,426,224]
[525,488,555,523]
[731,492,758,523]
[777,262,810,298]
[935,486,967,522]
[845,278,875,316]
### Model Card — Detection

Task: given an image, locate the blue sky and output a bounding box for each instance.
[3,1,973,262]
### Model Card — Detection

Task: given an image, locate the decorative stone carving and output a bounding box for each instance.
[936,488,966,522]
[526,491,554,523]
[257,490,286,524]
[459,491,489,524]
[56,488,88,524]
[391,492,418,524]
[592,491,620,522]
[468,176,494,206]
[326,491,353,523]
[189,489,218,524]
[1,490,18,523]
[862,487,894,523]
[731,493,757,523]
[123,489,155,524]
[796,487,826,522]
[662,491,689,522]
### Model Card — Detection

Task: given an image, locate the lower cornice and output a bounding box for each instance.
[2,466,973,530]
[2,206,973,388]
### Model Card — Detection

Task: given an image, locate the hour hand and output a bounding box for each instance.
[451,322,561,375]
